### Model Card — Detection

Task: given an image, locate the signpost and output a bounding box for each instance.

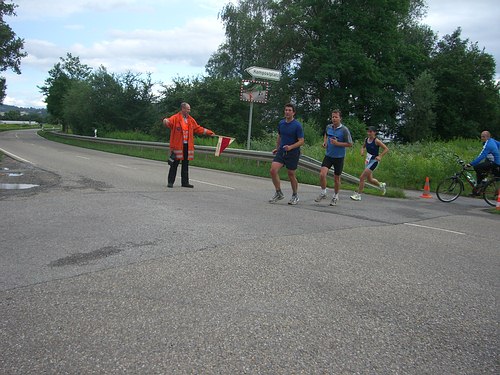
[243,66,281,149]
[245,66,281,82]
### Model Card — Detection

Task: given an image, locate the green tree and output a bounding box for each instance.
[206,0,275,79]
[398,70,437,142]
[61,66,158,136]
[39,53,91,130]
[85,66,123,133]
[430,28,499,140]
[62,80,93,135]
[117,71,157,134]
[0,0,26,103]
[207,0,428,134]
[3,108,20,120]
[158,76,259,142]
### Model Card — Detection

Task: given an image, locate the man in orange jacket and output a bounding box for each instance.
[163,102,215,188]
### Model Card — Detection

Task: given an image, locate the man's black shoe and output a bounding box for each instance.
[182,184,194,188]
[167,183,173,188]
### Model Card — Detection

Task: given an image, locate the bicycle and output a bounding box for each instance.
[436,155,500,206]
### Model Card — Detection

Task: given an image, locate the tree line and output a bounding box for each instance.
[205,0,499,142]
[0,1,27,103]
[4,1,499,144]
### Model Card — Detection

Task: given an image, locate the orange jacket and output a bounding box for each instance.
[164,112,214,160]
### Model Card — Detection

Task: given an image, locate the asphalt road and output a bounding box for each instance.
[1,129,498,374]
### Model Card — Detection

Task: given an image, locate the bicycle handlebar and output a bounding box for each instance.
[453,155,474,171]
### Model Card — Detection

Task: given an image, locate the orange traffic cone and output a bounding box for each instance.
[496,189,500,211]
[420,177,432,199]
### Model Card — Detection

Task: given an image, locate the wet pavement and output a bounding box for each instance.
[0,155,59,198]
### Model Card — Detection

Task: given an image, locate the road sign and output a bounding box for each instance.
[240,80,269,103]
[245,66,281,81]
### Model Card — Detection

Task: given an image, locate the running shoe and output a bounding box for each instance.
[288,194,299,205]
[269,190,284,203]
[380,182,387,195]
[314,192,327,202]
[350,192,361,201]
[330,196,338,206]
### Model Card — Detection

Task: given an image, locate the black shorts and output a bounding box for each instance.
[366,158,379,171]
[321,156,344,176]
[273,148,300,170]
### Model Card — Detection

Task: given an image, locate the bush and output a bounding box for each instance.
[301,118,323,146]
[343,116,368,142]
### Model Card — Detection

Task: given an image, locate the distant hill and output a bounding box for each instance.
[0,104,47,115]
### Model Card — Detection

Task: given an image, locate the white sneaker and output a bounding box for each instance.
[330,196,338,206]
[380,182,387,195]
[314,192,327,202]
[269,190,284,203]
[350,192,361,201]
[288,194,299,205]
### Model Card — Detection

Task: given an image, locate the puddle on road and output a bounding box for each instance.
[0,183,39,190]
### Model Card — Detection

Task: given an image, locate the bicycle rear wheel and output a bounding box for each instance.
[436,177,463,202]
[483,179,500,207]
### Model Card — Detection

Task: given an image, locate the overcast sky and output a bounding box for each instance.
[3,0,499,109]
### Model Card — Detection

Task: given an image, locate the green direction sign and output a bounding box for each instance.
[245,66,281,81]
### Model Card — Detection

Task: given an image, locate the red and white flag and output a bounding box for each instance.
[215,135,235,156]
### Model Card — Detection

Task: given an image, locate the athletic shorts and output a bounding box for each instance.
[321,156,344,176]
[366,158,379,171]
[273,148,300,170]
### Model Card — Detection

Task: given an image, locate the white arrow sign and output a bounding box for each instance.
[245,66,281,81]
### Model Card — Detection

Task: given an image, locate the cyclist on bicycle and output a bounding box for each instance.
[466,130,500,194]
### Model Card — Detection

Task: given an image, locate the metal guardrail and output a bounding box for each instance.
[49,132,382,190]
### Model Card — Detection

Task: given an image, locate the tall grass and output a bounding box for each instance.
[283,137,482,191]
[99,130,158,142]
[368,139,481,190]
[0,124,41,132]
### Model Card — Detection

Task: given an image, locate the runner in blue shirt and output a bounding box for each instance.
[269,103,305,205]
[314,110,353,206]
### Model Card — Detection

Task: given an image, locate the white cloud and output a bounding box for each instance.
[20,40,65,72]
[63,17,225,76]
[4,1,232,107]
[14,0,233,20]
[424,0,499,76]
[64,24,85,31]
[14,0,143,19]
[17,17,224,82]
[3,95,46,108]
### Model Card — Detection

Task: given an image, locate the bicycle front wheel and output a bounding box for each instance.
[483,179,500,207]
[436,177,463,202]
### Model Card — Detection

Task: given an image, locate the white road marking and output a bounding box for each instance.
[113,163,135,169]
[404,222,465,235]
[75,156,91,160]
[190,179,235,190]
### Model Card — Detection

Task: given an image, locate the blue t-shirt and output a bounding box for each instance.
[325,124,353,158]
[278,119,304,149]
